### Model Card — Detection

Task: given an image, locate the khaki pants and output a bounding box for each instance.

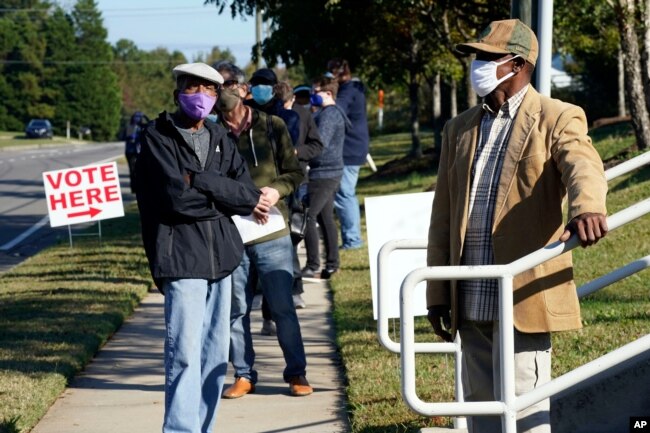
[459,321,552,433]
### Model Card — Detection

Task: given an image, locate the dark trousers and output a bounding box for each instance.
[304,177,341,270]
[126,153,138,193]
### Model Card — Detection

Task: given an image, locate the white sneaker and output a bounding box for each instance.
[251,294,263,310]
[261,319,276,336]
[293,294,307,309]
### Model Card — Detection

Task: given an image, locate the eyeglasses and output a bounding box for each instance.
[222,79,241,89]
[184,82,218,94]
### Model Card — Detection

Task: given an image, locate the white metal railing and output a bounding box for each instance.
[375,151,650,431]
[400,199,650,432]
[377,238,467,429]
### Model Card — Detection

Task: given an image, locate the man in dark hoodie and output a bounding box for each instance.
[301,75,351,280]
[327,58,369,250]
[135,62,266,433]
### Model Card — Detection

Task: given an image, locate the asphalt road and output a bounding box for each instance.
[0,142,130,273]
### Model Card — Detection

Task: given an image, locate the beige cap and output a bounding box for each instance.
[456,19,539,66]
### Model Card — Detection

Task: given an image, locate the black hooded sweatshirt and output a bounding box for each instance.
[136,112,261,289]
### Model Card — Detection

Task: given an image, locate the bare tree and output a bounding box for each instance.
[639,0,650,111]
[618,47,627,117]
[612,0,650,150]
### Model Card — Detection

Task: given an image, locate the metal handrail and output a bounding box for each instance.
[399,198,650,432]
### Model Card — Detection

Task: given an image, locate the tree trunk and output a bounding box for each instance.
[615,0,650,150]
[463,57,477,108]
[409,69,422,157]
[450,78,458,117]
[408,35,422,158]
[641,0,650,112]
[618,47,627,117]
[432,72,442,159]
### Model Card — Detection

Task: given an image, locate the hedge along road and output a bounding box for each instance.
[0,141,128,272]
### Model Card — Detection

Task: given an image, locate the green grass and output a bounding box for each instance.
[0,206,150,432]
[329,128,650,432]
[589,122,637,162]
[0,125,648,433]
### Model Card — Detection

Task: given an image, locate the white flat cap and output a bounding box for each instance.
[172,62,224,85]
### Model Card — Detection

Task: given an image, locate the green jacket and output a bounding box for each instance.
[223,109,303,244]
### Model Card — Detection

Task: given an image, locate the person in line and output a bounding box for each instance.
[212,61,313,399]
[244,70,323,311]
[426,19,608,433]
[124,111,148,193]
[246,68,301,144]
[135,62,267,433]
[327,58,369,250]
[275,80,324,304]
[301,75,350,279]
[293,84,312,110]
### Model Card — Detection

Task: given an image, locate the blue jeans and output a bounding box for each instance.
[229,235,307,382]
[162,278,231,433]
[334,165,363,249]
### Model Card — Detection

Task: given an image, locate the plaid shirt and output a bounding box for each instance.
[460,85,529,321]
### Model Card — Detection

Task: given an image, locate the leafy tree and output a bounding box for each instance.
[194,46,236,64]
[553,0,620,121]
[65,0,121,141]
[112,40,186,126]
[204,0,508,158]
[0,3,50,131]
[555,0,650,150]
[42,7,78,135]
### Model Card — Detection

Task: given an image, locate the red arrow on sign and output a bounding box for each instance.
[67,207,102,218]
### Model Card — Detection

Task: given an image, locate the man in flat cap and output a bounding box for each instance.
[135,62,269,433]
[426,19,608,432]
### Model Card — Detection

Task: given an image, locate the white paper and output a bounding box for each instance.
[232,206,286,243]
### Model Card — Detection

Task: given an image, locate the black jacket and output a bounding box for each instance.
[136,112,261,288]
[292,104,324,165]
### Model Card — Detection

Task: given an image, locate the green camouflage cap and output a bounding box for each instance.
[456,19,539,66]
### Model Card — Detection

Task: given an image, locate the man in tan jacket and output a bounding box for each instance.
[426,19,608,433]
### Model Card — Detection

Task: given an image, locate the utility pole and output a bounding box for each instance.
[511,0,553,96]
[255,7,263,69]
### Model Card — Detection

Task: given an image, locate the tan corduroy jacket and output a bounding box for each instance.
[426,86,607,334]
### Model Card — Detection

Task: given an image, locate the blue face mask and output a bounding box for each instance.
[310,93,323,107]
[251,85,274,105]
[206,114,218,123]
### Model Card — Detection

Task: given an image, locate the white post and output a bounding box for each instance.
[66,121,70,140]
[536,0,553,96]
[499,275,518,433]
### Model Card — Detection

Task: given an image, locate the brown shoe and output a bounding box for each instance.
[288,375,313,396]
[222,377,255,399]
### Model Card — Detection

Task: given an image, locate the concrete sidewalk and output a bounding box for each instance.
[31,261,349,432]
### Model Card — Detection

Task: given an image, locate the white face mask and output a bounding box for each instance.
[470,55,520,97]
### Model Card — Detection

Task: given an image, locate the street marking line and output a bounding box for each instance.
[0,215,50,251]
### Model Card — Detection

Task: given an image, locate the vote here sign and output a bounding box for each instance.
[42,162,124,227]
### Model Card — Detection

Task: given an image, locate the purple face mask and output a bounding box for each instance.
[178,92,216,120]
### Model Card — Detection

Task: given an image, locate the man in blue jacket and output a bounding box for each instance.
[136,62,267,433]
[327,58,369,249]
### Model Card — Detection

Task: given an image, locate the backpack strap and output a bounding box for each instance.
[266,114,280,177]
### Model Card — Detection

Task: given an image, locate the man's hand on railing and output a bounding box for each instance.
[559,212,609,248]
[427,305,453,342]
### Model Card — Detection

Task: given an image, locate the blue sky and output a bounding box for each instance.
[95,0,256,66]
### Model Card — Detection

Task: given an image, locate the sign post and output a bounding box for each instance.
[42,162,124,245]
